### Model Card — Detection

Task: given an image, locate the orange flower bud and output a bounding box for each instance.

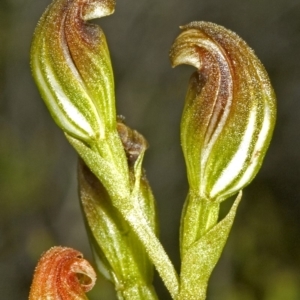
[29,247,96,300]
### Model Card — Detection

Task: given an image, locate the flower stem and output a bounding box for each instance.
[122,207,179,299]
[67,134,179,299]
[180,191,220,258]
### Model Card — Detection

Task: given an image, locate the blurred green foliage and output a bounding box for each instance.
[1,0,300,299]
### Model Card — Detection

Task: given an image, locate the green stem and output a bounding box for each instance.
[179,193,219,300]
[121,207,179,299]
[67,134,179,299]
[115,276,158,300]
[178,192,242,300]
[180,191,220,258]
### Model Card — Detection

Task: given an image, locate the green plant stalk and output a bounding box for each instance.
[87,225,159,300]
[78,159,158,300]
[82,217,159,300]
[117,286,158,300]
[67,134,180,299]
[178,193,242,300]
[180,192,220,258]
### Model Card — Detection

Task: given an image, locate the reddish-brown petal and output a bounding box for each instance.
[29,247,96,300]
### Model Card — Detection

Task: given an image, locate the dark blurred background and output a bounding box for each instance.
[1,0,300,299]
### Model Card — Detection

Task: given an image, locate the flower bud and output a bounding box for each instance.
[29,247,96,300]
[170,22,276,202]
[31,0,116,143]
[117,117,149,168]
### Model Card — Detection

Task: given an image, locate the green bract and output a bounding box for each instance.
[78,159,158,300]
[170,22,276,202]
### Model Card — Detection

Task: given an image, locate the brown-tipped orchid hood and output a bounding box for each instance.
[170,22,276,202]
